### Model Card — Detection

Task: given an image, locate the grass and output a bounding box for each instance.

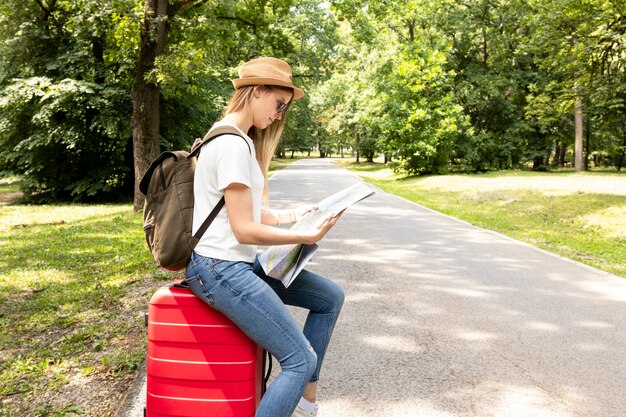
[269,157,297,172]
[0,198,180,416]
[0,177,21,194]
[338,161,626,279]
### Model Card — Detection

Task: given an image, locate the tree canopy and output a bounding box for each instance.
[0,0,624,202]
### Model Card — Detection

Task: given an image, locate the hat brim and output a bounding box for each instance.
[233,77,304,100]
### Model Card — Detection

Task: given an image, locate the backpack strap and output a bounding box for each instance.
[191,124,252,241]
[193,196,226,240]
[190,124,251,156]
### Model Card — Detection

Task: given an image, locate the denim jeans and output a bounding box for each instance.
[185,251,344,417]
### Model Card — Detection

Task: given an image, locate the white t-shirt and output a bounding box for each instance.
[192,122,264,262]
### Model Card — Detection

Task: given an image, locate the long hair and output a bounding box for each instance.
[220,85,291,201]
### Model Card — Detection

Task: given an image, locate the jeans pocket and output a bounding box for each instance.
[185,274,216,307]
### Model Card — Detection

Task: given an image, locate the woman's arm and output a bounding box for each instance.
[261,205,318,226]
[261,208,295,226]
[225,183,338,246]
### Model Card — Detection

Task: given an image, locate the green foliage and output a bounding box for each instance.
[0,0,340,201]
[521,0,626,169]
[1,0,625,200]
[0,0,137,201]
[319,0,470,173]
[0,77,131,200]
[326,0,626,173]
[154,0,339,151]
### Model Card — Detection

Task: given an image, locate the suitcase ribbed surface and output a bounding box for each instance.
[146,285,263,417]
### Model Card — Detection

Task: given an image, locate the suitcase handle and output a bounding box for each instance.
[169,279,189,289]
[263,351,272,395]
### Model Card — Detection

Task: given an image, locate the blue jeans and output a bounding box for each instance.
[185,251,344,417]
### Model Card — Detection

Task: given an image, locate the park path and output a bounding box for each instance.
[270,159,626,417]
[120,158,626,417]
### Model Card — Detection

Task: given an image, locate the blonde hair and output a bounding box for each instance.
[221,85,289,201]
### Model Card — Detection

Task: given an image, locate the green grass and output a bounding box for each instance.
[339,161,626,279]
[269,157,297,172]
[0,201,179,416]
[0,160,310,416]
[0,177,22,195]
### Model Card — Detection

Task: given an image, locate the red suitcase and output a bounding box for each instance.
[146,281,267,417]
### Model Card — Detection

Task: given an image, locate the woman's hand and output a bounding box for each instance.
[299,209,345,245]
[294,204,319,222]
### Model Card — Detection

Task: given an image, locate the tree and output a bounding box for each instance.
[522,0,626,171]
[326,0,469,173]
[131,0,211,210]
[132,0,339,209]
[0,0,135,200]
[0,0,340,202]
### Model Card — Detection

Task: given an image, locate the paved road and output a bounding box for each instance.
[120,159,626,417]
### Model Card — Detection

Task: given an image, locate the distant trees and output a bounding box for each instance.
[0,0,624,203]
[322,0,626,173]
[0,0,337,204]
[0,0,135,200]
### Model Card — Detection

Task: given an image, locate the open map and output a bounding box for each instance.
[259,181,376,287]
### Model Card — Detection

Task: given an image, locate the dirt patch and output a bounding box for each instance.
[0,191,22,204]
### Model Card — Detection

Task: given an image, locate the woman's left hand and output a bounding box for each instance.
[294,205,318,222]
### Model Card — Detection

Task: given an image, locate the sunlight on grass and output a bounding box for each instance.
[417,173,626,196]
[577,206,626,238]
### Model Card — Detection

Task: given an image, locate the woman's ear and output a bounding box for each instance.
[253,86,262,98]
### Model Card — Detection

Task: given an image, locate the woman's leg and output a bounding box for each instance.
[186,252,317,417]
[253,257,345,386]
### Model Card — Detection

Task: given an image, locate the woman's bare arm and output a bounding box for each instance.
[224,183,339,246]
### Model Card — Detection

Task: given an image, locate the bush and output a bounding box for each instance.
[0,77,132,201]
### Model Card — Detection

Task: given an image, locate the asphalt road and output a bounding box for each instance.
[120,158,626,417]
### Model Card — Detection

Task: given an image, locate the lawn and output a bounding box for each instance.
[338,161,626,279]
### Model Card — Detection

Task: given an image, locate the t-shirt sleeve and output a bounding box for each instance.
[212,135,253,191]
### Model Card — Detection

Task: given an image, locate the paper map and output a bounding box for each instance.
[259,181,376,287]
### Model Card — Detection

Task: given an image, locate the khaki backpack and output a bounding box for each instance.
[139,125,250,271]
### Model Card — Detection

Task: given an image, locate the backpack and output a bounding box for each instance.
[139,125,250,271]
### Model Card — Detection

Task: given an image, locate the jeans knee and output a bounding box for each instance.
[329,282,345,311]
[282,342,318,380]
[304,344,318,377]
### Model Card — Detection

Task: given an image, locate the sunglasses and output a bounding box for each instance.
[276,100,290,115]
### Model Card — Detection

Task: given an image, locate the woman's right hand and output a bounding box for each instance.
[300,210,345,245]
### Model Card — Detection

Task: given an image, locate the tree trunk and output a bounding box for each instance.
[533,131,547,170]
[585,106,591,170]
[131,0,208,210]
[132,0,169,211]
[617,129,626,171]
[559,141,566,168]
[574,94,584,172]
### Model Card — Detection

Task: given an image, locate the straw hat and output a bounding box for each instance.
[232,57,304,100]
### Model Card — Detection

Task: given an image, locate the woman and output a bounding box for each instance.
[185,57,345,417]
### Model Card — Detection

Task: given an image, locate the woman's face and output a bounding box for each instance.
[252,87,293,129]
